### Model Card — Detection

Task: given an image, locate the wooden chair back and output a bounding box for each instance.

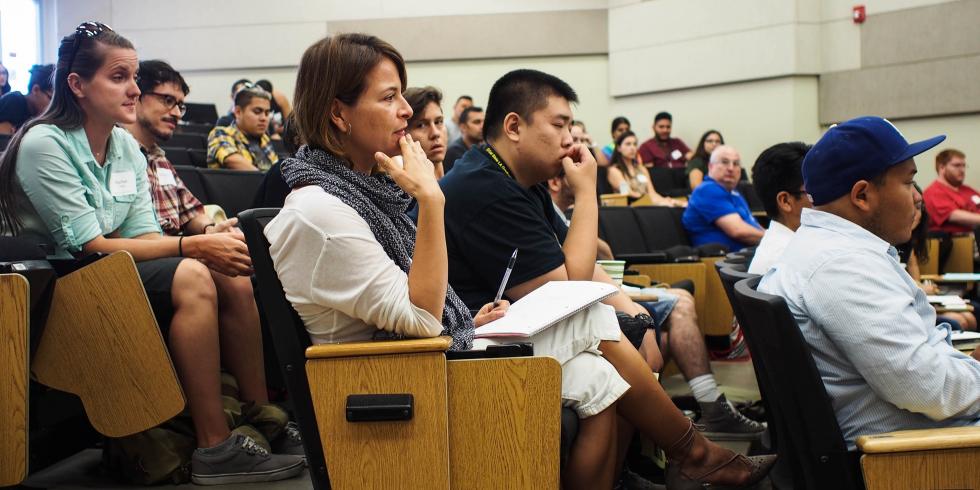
[31,252,185,437]
[0,274,29,486]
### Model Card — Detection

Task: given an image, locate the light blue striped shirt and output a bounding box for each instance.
[760,208,980,448]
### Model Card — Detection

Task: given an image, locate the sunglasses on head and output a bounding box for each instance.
[68,21,113,73]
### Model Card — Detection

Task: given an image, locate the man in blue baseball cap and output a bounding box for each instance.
[758,116,980,448]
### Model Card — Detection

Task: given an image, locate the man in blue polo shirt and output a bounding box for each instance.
[682,145,764,251]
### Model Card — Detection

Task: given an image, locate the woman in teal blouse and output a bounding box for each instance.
[0,23,304,485]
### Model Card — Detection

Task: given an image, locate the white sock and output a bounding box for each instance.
[689,374,722,403]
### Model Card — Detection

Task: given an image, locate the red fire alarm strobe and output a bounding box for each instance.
[853,5,866,23]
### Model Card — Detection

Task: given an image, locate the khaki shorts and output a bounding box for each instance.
[474,303,631,418]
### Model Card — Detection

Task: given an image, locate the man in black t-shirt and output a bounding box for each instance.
[440,69,764,440]
[0,64,54,134]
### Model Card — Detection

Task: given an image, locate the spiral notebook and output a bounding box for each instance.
[474,281,619,339]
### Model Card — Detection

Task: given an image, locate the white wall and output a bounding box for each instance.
[37,0,980,188]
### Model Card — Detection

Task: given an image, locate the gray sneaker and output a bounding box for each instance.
[273,421,306,458]
[191,433,305,485]
[699,394,766,441]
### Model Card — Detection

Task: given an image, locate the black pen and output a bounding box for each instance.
[493,249,519,308]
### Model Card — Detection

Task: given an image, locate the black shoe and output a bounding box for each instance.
[699,394,766,441]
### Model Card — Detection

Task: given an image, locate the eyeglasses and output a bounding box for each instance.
[143,92,187,116]
[68,21,113,73]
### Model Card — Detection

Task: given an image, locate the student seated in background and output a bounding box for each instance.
[403,85,448,178]
[266,33,774,490]
[254,79,292,138]
[686,129,724,190]
[0,63,55,134]
[207,85,279,171]
[443,105,483,173]
[760,116,980,448]
[597,116,630,167]
[125,60,290,389]
[0,24,303,485]
[606,130,684,207]
[747,141,811,274]
[444,94,472,144]
[547,173,614,260]
[924,149,980,233]
[683,145,764,251]
[215,78,250,127]
[638,111,690,169]
[900,190,977,331]
[439,69,765,442]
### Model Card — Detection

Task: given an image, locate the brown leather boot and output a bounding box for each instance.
[665,420,776,489]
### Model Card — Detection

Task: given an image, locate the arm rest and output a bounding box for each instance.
[856,426,980,453]
[305,336,452,359]
[623,274,652,288]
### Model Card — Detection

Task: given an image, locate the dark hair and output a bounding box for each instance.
[136,59,188,95]
[230,78,251,95]
[455,95,472,104]
[484,69,578,141]
[898,184,930,264]
[609,130,639,176]
[692,130,723,163]
[751,142,810,219]
[0,63,9,95]
[935,148,966,173]
[280,113,302,154]
[255,79,273,92]
[610,116,630,136]
[234,86,271,108]
[27,64,56,92]
[459,106,483,125]
[0,24,134,233]
[404,86,443,125]
[292,33,406,159]
[654,111,672,123]
[571,120,586,131]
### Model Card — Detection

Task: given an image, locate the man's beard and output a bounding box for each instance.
[140,115,174,143]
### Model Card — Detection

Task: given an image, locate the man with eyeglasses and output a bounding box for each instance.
[207,83,278,171]
[924,149,980,234]
[747,142,812,274]
[123,59,305,459]
[682,145,764,251]
[0,63,55,135]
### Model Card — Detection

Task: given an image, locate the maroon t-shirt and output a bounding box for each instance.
[924,180,980,233]
[638,137,690,169]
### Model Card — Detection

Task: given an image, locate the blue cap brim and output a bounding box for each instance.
[893,134,946,165]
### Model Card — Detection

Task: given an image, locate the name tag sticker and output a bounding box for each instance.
[671,149,683,160]
[110,170,137,196]
[157,167,177,187]
[971,195,980,206]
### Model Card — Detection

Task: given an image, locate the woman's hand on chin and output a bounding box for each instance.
[376,134,443,203]
[474,300,510,328]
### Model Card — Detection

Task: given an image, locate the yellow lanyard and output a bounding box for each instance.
[484,145,513,179]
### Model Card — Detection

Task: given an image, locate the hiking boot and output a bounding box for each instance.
[699,394,766,441]
[272,421,306,458]
[191,433,305,486]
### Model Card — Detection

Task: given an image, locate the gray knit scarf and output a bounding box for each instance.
[280,145,475,351]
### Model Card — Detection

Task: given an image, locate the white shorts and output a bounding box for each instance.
[474,303,631,418]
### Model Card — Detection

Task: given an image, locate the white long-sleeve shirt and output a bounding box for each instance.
[265,186,443,344]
